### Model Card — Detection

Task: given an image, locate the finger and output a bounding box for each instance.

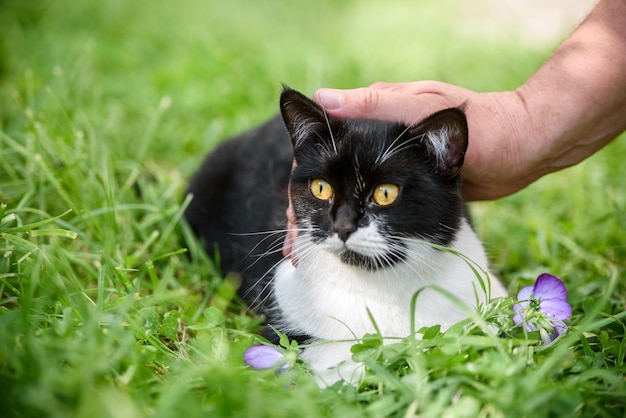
[368,80,450,94]
[283,160,299,265]
[282,218,299,266]
[282,198,297,258]
[313,87,459,125]
[282,220,297,258]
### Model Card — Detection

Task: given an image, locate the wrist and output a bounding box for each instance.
[461,90,540,200]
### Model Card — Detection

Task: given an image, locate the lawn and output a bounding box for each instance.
[1,0,625,417]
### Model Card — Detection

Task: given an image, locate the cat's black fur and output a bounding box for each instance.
[185,87,469,342]
[184,115,292,309]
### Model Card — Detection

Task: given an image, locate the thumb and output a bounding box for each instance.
[313,86,460,125]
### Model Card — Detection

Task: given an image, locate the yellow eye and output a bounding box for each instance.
[372,184,399,206]
[310,179,334,200]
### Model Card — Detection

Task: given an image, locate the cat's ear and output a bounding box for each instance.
[409,108,468,178]
[280,87,328,149]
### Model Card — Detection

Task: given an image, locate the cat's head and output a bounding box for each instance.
[280,87,468,270]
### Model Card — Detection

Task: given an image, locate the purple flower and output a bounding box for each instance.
[513,273,572,343]
[243,345,289,371]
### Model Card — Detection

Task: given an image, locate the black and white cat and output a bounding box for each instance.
[185,87,507,384]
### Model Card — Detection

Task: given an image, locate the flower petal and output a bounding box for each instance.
[512,306,531,326]
[539,298,572,321]
[523,321,536,332]
[539,327,555,345]
[550,316,569,338]
[516,285,534,302]
[513,285,534,326]
[533,273,567,301]
[243,345,284,370]
[539,315,569,344]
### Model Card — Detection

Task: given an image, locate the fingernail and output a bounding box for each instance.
[315,89,344,110]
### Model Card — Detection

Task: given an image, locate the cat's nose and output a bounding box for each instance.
[334,221,357,242]
[333,205,358,242]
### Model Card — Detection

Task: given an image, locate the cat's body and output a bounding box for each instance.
[185,88,507,384]
[184,115,292,308]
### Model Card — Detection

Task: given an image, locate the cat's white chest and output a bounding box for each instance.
[273,253,417,339]
[271,220,507,384]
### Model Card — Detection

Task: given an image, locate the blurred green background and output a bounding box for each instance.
[0,0,573,168]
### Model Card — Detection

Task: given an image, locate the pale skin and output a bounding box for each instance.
[283,0,626,262]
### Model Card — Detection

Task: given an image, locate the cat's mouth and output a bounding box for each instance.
[339,249,402,271]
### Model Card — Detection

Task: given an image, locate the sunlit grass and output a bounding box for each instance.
[1,0,624,416]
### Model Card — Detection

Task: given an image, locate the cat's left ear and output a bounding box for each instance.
[409,108,468,178]
[280,87,328,149]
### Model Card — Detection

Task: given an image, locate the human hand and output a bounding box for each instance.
[312,81,539,201]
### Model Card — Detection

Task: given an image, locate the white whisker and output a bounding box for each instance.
[321,108,338,155]
[374,125,416,167]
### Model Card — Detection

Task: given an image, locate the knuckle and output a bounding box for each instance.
[357,88,381,113]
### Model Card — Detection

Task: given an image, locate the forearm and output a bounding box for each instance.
[517,0,626,176]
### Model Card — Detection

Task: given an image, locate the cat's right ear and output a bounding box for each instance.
[280,87,328,149]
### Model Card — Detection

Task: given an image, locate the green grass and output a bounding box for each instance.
[1,0,625,416]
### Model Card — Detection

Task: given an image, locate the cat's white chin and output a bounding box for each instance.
[271,219,507,386]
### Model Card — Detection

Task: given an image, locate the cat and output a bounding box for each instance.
[184,87,508,385]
